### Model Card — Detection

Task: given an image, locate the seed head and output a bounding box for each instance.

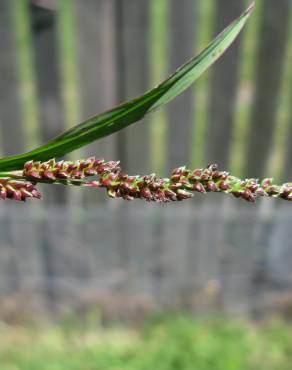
[16,158,292,204]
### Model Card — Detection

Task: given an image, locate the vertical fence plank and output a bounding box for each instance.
[75,0,117,203]
[0,2,45,315]
[190,197,225,313]
[57,0,80,134]
[163,2,196,306]
[31,2,63,147]
[0,207,21,296]
[284,64,292,177]
[206,0,243,168]
[30,1,68,314]
[0,1,26,299]
[199,1,245,314]
[12,0,40,150]
[166,0,196,172]
[0,0,24,155]
[245,0,291,178]
[115,0,150,174]
[222,202,272,316]
[30,1,67,204]
[8,205,45,313]
[111,0,151,299]
[159,205,193,306]
[75,0,117,162]
[284,125,292,177]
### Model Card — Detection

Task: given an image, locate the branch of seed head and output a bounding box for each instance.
[15,159,292,203]
[0,158,119,201]
[0,178,41,201]
[23,157,121,180]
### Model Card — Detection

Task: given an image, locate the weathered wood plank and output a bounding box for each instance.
[158,204,193,306]
[0,2,27,300]
[245,0,291,178]
[30,2,67,314]
[0,0,25,156]
[200,3,245,311]
[30,3,63,145]
[284,118,292,177]
[111,0,151,300]
[75,0,117,203]
[115,0,150,174]
[206,0,243,168]
[30,2,67,204]
[75,0,117,162]
[166,0,196,172]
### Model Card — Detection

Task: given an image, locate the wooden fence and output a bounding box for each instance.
[0,0,292,321]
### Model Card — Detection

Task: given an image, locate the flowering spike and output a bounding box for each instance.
[3,158,287,203]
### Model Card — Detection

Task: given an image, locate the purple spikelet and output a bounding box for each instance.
[0,178,41,201]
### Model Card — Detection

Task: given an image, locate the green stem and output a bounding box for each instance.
[0,171,23,178]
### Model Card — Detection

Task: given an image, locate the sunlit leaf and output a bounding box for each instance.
[0,3,254,171]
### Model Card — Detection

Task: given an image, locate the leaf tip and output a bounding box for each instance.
[246,2,255,15]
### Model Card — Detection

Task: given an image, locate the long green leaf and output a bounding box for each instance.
[0,3,254,171]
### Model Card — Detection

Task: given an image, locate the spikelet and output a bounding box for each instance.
[0,178,41,201]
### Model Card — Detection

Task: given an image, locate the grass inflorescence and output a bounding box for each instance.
[0,158,291,203]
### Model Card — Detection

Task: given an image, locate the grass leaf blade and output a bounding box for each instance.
[0,3,254,171]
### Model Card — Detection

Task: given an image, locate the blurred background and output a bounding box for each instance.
[1,0,292,368]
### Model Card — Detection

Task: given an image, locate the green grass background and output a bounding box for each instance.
[1,315,292,370]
